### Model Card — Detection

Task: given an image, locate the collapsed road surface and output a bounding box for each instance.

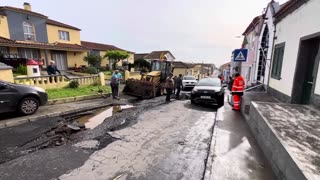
[0,96,275,180]
[0,98,217,180]
[59,101,217,180]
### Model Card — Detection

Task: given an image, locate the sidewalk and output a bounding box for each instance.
[205,97,276,179]
[249,102,320,180]
[0,94,137,129]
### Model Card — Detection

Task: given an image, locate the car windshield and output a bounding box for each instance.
[197,78,221,87]
[183,76,196,80]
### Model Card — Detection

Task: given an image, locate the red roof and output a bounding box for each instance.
[0,6,47,18]
[26,59,39,65]
[46,19,81,31]
[144,51,176,59]
[0,6,80,31]
[0,36,88,52]
[81,41,133,53]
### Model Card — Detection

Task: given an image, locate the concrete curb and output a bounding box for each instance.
[47,94,110,105]
[245,102,307,180]
[0,103,113,129]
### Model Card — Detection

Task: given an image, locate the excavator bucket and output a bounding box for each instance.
[123,79,156,99]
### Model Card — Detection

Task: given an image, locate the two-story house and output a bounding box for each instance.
[144,51,175,62]
[0,3,88,71]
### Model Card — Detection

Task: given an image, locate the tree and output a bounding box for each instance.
[134,59,151,72]
[83,54,102,68]
[104,50,129,70]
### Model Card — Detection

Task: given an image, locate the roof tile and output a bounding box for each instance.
[0,6,47,18]
[46,19,80,31]
[81,41,133,53]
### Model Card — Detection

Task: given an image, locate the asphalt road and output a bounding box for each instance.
[59,100,217,180]
[0,96,275,180]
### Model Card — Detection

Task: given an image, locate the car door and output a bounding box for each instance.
[0,82,18,113]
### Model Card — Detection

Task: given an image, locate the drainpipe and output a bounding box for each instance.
[267,23,277,92]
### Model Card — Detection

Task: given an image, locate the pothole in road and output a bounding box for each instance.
[16,105,134,160]
[76,105,134,130]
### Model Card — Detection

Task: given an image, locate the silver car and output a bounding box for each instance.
[182,76,197,90]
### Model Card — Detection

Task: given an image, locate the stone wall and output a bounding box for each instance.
[0,63,14,82]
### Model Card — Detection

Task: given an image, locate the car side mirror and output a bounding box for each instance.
[0,83,9,90]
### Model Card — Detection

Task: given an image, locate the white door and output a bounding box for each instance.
[52,51,67,70]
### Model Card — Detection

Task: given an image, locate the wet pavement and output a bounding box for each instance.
[253,102,320,180]
[205,98,276,180]
[59,100,217,180]
[0,92,276,180]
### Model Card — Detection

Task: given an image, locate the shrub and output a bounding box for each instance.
[16,64,27,75]
[69,80,79,88]
[83,54,102,68]
[83,67,98,74]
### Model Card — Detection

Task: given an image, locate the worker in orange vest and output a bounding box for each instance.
[231,73,245,111]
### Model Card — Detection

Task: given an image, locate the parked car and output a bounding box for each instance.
[0,80,48,115]
[182,75,198,90]
[190,77,224,107]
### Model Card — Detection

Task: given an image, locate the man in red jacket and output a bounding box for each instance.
[231,73,245,111]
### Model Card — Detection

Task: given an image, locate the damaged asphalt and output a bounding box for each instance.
[0,93,275,180]
[2,97,213,180]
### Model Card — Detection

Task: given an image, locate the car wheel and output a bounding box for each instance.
[18,97,39,115]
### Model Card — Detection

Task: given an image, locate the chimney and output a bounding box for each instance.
[23,2,31,11]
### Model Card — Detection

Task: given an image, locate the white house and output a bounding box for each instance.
[144,51,175,62]
[268,0,320,107]
[241,15,264,87]
[254,1,282,88]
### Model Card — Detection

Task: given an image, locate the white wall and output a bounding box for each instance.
[254,3,277,86]
[166,53,175,61]
[315,65,320,94]
[269,0,320,96]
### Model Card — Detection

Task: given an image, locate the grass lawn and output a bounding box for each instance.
[46,86,111,100]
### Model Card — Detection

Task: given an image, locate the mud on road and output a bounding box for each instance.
[1,97,212,180]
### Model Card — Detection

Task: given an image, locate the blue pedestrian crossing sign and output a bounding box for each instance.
[233,49,248,62]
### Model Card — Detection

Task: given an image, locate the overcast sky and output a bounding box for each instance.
[1,0,287,66]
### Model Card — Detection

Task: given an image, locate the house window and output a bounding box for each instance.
[18,48,40,59]
[23,21,35,41]
[0,47,9,55]
[271,43,285,80]
[59,30,70,41]
[89,50,100,56]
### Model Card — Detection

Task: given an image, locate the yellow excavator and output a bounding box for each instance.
[123,58,174,99]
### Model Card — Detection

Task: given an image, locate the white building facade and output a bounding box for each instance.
[268,0,320,107]
[241,16,263,87]
[255,1,281,88]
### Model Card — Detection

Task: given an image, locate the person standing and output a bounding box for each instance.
[175,74,183,100]
[228,76,234,91]
[231,73,245,111]
[115,70,122,97]
[110,70,120,99]
[47,60,61,83]
[173,76,177,94]
[165,73,174,102]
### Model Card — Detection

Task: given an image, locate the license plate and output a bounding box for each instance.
[201,96,211,99]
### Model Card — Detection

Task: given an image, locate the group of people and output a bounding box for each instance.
[164,73,183,102]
